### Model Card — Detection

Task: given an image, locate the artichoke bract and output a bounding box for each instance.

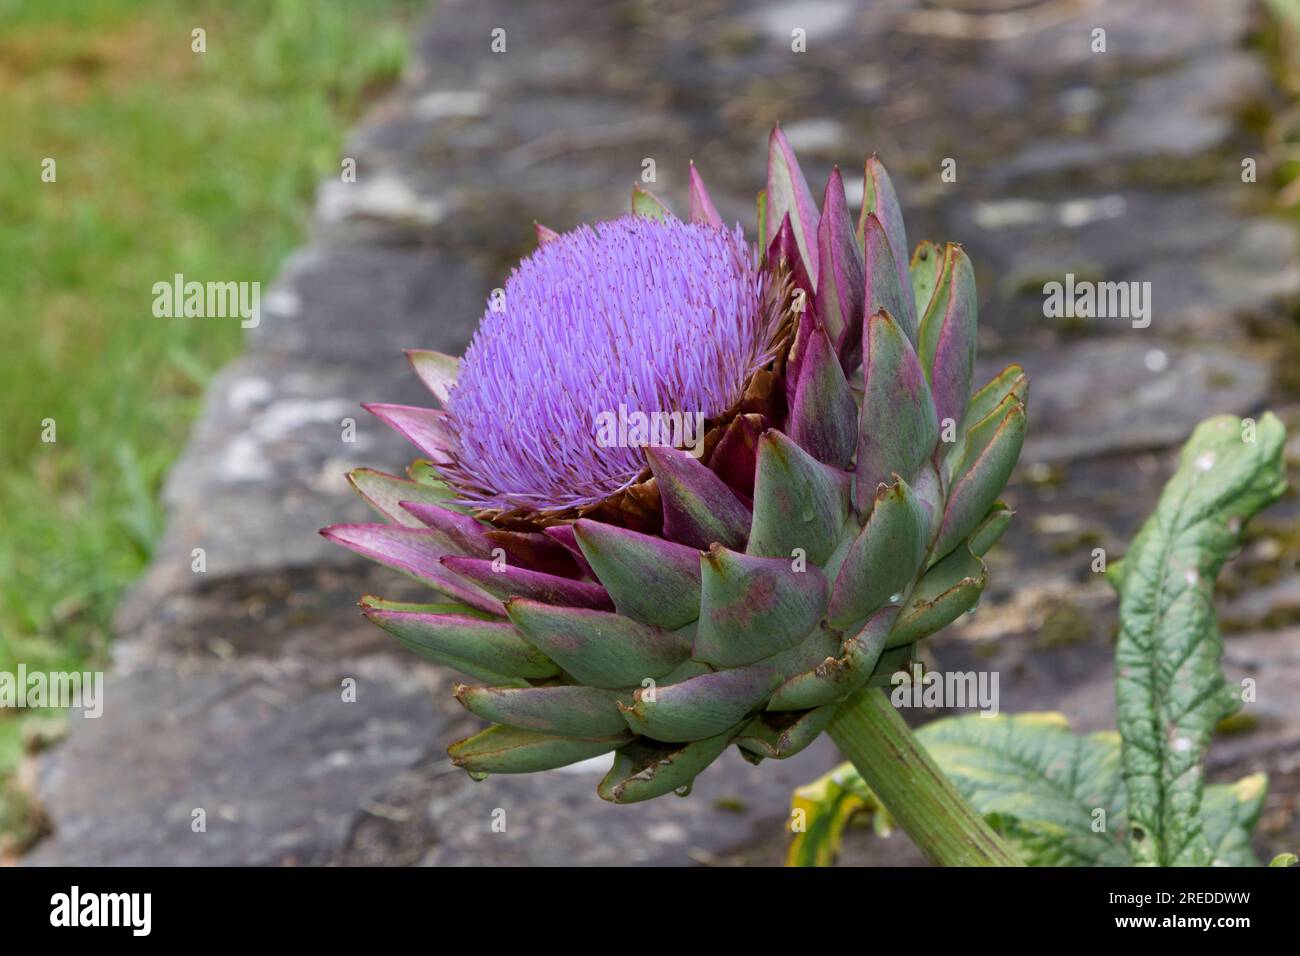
[322,128,1028,803]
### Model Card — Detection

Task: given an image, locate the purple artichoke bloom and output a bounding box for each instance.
[440,216,770,513]
[322,129,1028,804]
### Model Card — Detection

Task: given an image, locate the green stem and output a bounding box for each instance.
[827,687,1023,867]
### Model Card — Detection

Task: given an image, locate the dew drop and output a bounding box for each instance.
[889,592,903,604]
[674,783,693,798]
[467,770,490,782]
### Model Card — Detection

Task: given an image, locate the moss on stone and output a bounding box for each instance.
[1035,600,1093,649]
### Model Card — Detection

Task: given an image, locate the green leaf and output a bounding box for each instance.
[786,764,876,866]
[915,713,1130,866]
[788,713,1131,867]
[1269,853,1297,867]
[1111,413,1287,865]
[790,716,1282,867]
[1200,773,1268,867]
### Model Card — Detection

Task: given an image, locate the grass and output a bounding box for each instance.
[0,0,422,852]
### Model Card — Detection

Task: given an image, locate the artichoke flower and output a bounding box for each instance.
[322,128,1028,803]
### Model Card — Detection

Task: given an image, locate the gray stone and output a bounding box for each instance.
[413,740,840,867]
[27,653,441,866]
[999,340,1272,466]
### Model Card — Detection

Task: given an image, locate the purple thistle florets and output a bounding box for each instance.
[441,215,771,512]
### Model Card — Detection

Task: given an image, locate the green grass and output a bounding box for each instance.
[0,0,422,852]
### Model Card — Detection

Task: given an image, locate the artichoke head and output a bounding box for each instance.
[323,129,1028,803]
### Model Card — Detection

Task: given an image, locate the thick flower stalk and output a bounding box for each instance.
[323,129,1028,811]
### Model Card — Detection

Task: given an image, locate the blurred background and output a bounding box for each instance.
[3,0,1300,865]
[0,0,421,848]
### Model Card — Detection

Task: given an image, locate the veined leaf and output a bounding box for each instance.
[789,715,1277,867]
[788,713,1131,867]
[1112,413,1287,866]
[916,713,1130,867]
[1200,773,1268,867]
